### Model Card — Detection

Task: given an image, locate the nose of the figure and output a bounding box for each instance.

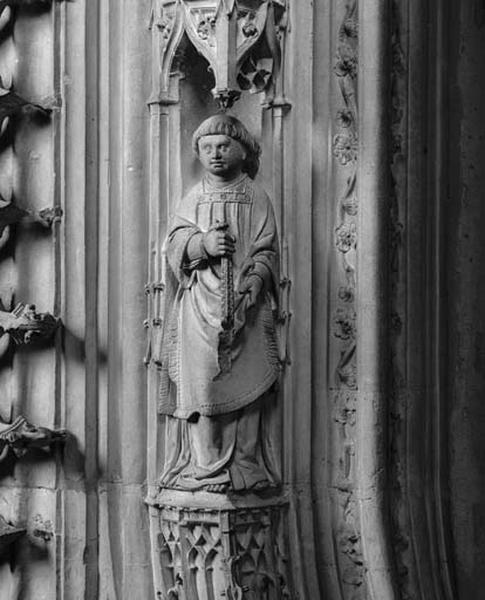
[213,146,222,159]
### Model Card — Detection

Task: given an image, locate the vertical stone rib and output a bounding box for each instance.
[282,1,323,597]
[84,0,100,597]
[427,2,456,597]
[356,1,397,598]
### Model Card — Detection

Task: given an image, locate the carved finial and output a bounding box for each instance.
[213,88,241,111]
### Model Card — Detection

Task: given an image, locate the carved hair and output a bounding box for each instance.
[192,114,261,179]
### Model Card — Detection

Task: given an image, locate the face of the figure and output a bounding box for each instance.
[197,134,247,179]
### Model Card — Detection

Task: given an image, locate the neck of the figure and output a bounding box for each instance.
[205,170,246,189]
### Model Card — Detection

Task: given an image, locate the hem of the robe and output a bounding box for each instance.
[158,368,279,419]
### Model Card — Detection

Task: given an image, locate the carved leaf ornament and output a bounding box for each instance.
[152,0,286,108]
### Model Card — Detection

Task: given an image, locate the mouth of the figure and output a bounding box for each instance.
[210,161,225,167]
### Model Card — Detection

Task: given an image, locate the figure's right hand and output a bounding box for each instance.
[202,224,236,257]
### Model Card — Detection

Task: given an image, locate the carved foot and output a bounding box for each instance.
[154,502,292,600]
[205,482,231,494]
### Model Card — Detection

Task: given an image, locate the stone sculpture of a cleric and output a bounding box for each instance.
[157,115,281,493]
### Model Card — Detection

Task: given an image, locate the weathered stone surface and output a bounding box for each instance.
[150,491,291,600]
[0,0,483,599]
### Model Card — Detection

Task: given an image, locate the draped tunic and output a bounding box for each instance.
[158,174,280,419]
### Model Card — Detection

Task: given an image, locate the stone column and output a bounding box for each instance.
[357,1,397,598]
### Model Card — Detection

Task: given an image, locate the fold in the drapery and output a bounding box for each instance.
[159,392,281,492]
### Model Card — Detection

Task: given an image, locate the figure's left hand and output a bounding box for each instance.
[238,274,263,308]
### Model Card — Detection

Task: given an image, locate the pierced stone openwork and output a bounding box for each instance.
[150,0,287,109]
[151,493,291,600]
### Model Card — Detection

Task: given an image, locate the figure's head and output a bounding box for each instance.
[192,115,261,180]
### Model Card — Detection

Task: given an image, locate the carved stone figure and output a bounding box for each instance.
[157,114,280,493]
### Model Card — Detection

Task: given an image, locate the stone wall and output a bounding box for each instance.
[0,1,483,599]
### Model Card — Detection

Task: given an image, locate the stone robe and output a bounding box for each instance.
[157,173,281,491]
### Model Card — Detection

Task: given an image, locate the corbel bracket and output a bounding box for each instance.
[150,0,287,109]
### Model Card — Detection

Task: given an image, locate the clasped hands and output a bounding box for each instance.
[202,223,263,308]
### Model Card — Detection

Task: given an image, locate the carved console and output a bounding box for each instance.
[149,491,291,600]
